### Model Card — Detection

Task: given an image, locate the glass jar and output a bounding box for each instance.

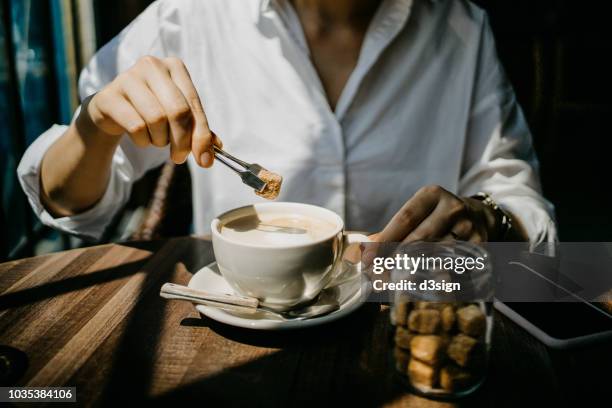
[389,241,493,399]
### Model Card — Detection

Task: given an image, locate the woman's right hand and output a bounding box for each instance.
[79,55,221,167]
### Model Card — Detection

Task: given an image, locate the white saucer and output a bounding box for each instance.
[188,262,367,330]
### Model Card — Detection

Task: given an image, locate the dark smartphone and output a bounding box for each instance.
[500,302,611,340]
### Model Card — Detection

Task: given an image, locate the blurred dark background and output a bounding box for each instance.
[472,0,612,242]
[1,0,611,261]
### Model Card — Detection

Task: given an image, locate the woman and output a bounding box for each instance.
[17,0,556,243]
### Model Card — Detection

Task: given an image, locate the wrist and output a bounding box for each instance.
[463,197,497,240]
[74,96,121,149]
[482,202,501,240]
[470,192,512,241]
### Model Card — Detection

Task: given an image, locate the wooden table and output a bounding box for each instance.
[0,237,609,407]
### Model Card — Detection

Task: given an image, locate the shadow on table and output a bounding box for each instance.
[0,240,180,313]
[154,304,411,407]
[93,237,214,404]
[0,257,150,310]
[190,302,382,348]
[171,305,490,408]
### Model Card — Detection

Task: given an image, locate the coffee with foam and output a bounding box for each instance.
[220,213,338,247]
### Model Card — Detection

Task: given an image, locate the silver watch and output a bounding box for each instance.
[471,192,513,240]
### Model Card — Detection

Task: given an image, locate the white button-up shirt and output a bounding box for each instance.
[17,0,557,243]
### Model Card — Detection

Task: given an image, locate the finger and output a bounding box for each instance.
[378,186,440,242]
[91,92,149,147]
[403,195,469,242]
[362,242,380,267]
[403,202,457,242]
[121,75,169,147]
[440,233,457,242]
[451,218,474,240]
[142,58,193,164]
[211,131,223,148]
[468,232,484,243]
[164,57,217,167]
[358,233,379,267]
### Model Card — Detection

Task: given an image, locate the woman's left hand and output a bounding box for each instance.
[371,185,499,243]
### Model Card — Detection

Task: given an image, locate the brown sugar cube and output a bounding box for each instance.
[393,301,412,326]
[408,309,441,334]
[456,304,486,337]
[408,359,438,388]
[415,302,453,311]
[394,346,411,373]
[255,169,283,200]
[447,334,482,368]
[394,326,414,349]
[440,365,473,391]
[441,305,456,332]
[410,335,447,365]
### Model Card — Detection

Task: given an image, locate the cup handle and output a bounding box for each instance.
[321,233,371,289]
[340,232,370,269]
[344,232,371,246]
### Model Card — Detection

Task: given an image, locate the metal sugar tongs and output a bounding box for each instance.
[212,146,267,192]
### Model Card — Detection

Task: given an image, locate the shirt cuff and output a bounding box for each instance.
[494,195,558,246]
[17,124,133,241]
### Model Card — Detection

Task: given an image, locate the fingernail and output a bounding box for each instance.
[200,152,211,167]
[211,131,223,148]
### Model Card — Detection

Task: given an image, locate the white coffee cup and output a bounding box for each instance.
[211,202,369,311]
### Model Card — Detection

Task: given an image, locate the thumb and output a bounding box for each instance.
[192,116,212,168]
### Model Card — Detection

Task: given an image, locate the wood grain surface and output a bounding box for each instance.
[0,237,609,407]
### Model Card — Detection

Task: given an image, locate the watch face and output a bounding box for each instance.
[470,193,514,240]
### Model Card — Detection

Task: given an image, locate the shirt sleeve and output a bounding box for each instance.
[17,0,177,240]
[458,13,557,245]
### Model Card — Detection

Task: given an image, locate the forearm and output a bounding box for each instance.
[40,110,121,217]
